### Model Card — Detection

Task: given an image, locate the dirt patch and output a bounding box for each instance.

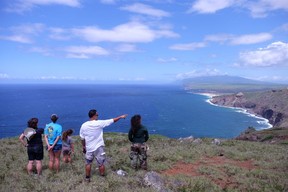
[161,156,256,189]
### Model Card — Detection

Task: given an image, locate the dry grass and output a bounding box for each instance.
[0,133,287,192]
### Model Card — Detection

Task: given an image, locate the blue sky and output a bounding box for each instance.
[0,0,288,84]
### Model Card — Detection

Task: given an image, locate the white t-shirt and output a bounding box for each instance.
[79,119,114,152]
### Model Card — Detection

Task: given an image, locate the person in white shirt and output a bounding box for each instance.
[80,109,127,182]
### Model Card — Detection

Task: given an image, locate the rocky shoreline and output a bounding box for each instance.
[206,89,288,143]
[209,89,288,128]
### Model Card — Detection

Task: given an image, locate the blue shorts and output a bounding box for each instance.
[47,144,62,152]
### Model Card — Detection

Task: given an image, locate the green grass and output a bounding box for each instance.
[0,133,287,192]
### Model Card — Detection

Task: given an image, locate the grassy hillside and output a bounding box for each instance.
[236,127,288,143]
[0,133,288,192]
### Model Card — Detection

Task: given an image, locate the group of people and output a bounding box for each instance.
[19,109,149,182]
[19,114,74,175]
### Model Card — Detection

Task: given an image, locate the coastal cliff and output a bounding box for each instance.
[210,89,288,128]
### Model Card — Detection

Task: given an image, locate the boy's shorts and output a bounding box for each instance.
[62,149,72,155]
[85,146,106,166]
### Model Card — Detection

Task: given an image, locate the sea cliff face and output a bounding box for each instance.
[210,89,288,128]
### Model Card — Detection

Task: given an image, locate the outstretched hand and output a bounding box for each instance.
[121,114,128,119]
[113,114,128,123]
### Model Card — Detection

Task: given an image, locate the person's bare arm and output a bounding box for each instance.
[113,114,128,123]
[19,133,27,147]
[51,136,60,148]
[44,135,53,151]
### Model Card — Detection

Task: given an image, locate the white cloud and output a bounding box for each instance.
[118,77,146,81]
[238,41,288,67]
[115,44,138,52]
[72,23,154,43]
[49,27,71,40]
[26,0,80,6]
[267,0,288,9]
[0,23,45,43]
[40,76,58,80]
[29,47,52,56]
[188,0,236,13]
[134,77,146,81]
[205,33,272,45]
[0,21,178,58]
[100,0,116,4]
[154,27,178,39]
[280,23,288,32]
[120,3,171,18]
[39,76,97,81]
[254,75,288,83]
[204,34,233,43]
[230,33,272,45]
[11,23,45,35]
[64,46,110,59]
[170,42,206,50]
[245,0,288,18]
[72,21,178,43]
[5,0,81,13]
[0,35,32,43]
[0,74,10,79]
[176,69,223,79]
[188,0,288,18]
[157,57,178,63]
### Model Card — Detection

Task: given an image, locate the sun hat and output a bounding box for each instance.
[24,127,36,141]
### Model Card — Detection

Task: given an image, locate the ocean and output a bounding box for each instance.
[0,84,271,139]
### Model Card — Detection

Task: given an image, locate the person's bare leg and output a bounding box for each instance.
[48,151,54,171]
[85,164,91,177]
[85,164,92,182]
[68,154,72,163]
[99,164,105,176]
[62,155,66,163]
[54,150,61,173]
[35,160,42,175]
[27,160,34,174]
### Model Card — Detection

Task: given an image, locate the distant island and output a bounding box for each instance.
[182,75,287,93]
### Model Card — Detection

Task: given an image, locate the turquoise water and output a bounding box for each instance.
[0,84,271,139]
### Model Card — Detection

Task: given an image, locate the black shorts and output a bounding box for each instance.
[27,145,44,161]
[62,149,71,155]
